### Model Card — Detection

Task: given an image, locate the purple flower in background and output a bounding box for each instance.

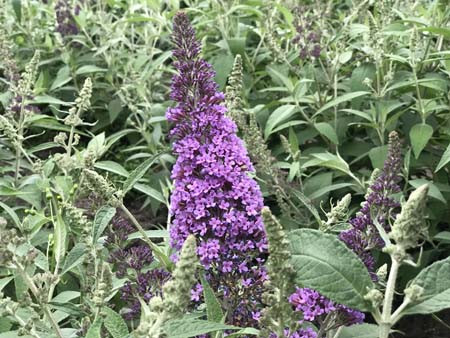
[340,131,402,277]
[55,0,80,37]
[283,134,401,335]
[269,328,318,338]
[105,214,170,319]
[293,6,322,60]
[289,287,364,326]
[167,12,268,327]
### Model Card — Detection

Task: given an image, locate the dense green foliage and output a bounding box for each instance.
[0,0,449,337]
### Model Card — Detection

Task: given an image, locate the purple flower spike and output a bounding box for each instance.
[340,131,402,277]
[167,12,268,327]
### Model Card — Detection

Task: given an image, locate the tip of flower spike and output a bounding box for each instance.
[172,12,201,61]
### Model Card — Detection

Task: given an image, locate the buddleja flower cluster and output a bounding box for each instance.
[340,131,402,277]
[282,132,402,334]
[55,0,80,37]
[289,288,364,326]
[105,214,170,320]
[167,12,268,326]
[293,6,322,60]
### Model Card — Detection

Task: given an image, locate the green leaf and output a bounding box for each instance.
[226,328,259,337]
[127,229,169,240]
[404,257,450,315]
[12,0,21,21]
[31,95,71,106]
[122,153,162,195]
[338,51,353,64]
[434,231,450,243]
[409,179,446,204]
[75,65,107,75]
[164,319,239,338]
[92,206,116,243]
[289,229,374,311]
[211,54,234,90]
[292,190,323,227]
[314,122,339,144]
[307,152,362,187]
[0,317,12,333]
[368,145,388,169]
[53,207,67,268]
[410,123,433,159]
[0,201,21,228]
[95,161,129,177]
[0,277,13,292]
[227,38,246,55]
[61,243,86,275]
[435,142,450,172]
[85,318,103,338]
[52,291,80,303]
[108,98,123,124]
[419,26,450,38]
[102,307,129,338]
[264,105,298,139]
[308,183,354,200]
[200,274,224,323]
[338,324,379,338]
[50,66,72,91]
[313,91,370,118]
[134,183,165,204]
[266,65,294,92]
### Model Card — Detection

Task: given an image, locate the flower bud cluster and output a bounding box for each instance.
[390,184,429,250]
[134,236,199,337]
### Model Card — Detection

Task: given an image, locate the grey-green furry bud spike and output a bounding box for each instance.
[390,184,428,249]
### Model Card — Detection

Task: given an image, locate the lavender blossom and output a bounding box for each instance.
[105,214,170,319]
[269,328,318,338]
[293,6,322,60]
[55,0,80,37]
[289,288,364,327]
[167,12,268,326]
[340,131,402,276]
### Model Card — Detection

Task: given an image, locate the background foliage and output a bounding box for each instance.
[0,0,449,337]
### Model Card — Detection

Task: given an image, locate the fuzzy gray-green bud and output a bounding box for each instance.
[324,193,351,228]
[134,236,199,338]
[225,54,245,128]
[17,50,40,102]
[390,184,428,249]
[64,78,92,127]
[162,235,198,318]
[259,207,300,337]
[82,169,121,206]
[364,288,384,308]
[404,284,424,303]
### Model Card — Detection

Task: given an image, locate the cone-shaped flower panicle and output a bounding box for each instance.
[167,12,268,326]
[340,131,402,276]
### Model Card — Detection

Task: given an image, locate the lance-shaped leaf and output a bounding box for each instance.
[122,152,163,195]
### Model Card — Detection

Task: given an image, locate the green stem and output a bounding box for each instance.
[14,99,26,185]
[379,257,400,338]
[16,262,64,338]
[119,204,173,271]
